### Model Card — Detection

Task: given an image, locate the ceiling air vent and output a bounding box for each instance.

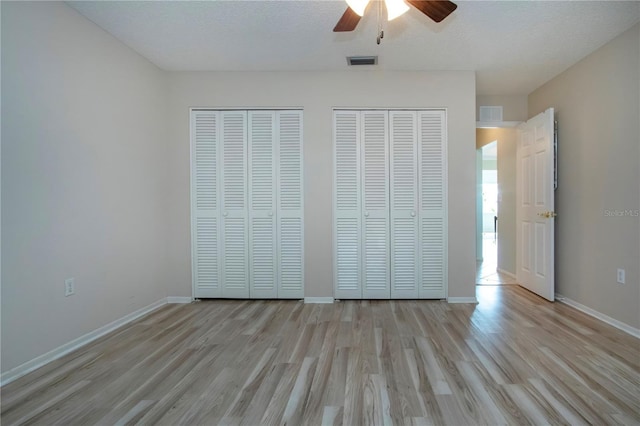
[347,56,378,66]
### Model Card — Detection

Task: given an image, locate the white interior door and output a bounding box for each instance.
[361,111,390,298]
[516,108,555,301]
[221,111,249,298]
[248,111,277,298]
[191,111,222,298]
[390,111,419,298]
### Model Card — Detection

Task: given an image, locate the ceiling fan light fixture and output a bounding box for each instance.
[345,0,370,16]
[385,0,409,20]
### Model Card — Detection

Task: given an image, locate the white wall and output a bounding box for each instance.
[529,24,640,329]
[166,71,477,299]
[1,2,171,373]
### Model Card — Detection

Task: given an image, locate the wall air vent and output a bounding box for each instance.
[347,56,378,66]
[479,106,503,122]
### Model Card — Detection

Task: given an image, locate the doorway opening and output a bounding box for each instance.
[476,137,518,286]
[477,141,499,284]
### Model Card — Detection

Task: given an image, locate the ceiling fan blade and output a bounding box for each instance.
[333,7,362,32]
[406,0,457,23]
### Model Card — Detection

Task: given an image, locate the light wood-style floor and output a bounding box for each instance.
[2,286,639,425]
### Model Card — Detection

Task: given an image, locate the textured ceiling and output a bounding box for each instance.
[67,0,640,95]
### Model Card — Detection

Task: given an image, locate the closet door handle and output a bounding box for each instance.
[268,212,273,217]
[364,211,370,217]
[410,211,416,217]
[223,212,228,217]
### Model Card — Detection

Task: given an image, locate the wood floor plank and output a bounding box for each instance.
[112,399,156,426]
[219,347,278,422]
[5,379,91,426]
[321,405,343,426]
[281,356,318,425]
[259,362,300,425]
[2,286,639,425]
[239,363,288,426]
[456,361,509,425]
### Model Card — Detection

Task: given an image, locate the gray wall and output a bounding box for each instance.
[166,71,477,299]
[529,24,640,329]
[476,95,528,122]
[497,130,517,275]
[1,2,171,373]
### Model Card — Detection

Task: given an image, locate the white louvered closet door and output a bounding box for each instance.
[277,111,304,298]
[418,111,447,298]
[390,111,420,298]
[248,111,277,298]
[361,111,390,299]
[334,111,362,299]
[221,111,249,298]
[192,111,222,298]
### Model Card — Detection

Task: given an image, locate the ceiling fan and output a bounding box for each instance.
[334,0,457,33]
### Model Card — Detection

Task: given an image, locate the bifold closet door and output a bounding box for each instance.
[191,110,254,299]
[192,111,222,298]
[248,111,305,299]
[334,109,447,300]
[333,110,390,299]
[389,111,420,298]
[193,109,303,299]
[389,110,447,299]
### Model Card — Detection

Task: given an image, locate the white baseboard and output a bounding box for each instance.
[304,297,334,304]
[167,296,192,304]
[555,293,640,339]
[0,296,185,387]
[496,268,517,279]
[447,297,478,304]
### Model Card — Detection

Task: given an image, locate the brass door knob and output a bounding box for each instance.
[537,211,557,218]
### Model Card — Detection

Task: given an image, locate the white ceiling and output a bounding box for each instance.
[68,0,639,95]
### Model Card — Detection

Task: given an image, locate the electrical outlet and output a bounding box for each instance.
[65,278,75,296]
[616,269,625,284]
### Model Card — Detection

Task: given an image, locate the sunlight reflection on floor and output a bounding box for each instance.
[476,235,518,286]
